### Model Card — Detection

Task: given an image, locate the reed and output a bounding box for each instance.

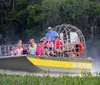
[0,73,100,85]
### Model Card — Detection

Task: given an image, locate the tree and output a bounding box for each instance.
[41,0,61,27]
[26,4,42,39]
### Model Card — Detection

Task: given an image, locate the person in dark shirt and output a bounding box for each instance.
[23,46,28,55]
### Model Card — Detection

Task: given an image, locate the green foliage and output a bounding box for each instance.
[0,73,100,85]
[26,4,42,38]
[15,0,28,11]
[41,0,61,26]
[0,0,100,44]
[26,4,41,26]
[41,0,100,42]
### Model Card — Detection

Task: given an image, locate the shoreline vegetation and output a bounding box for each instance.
[0,72,100,85]
[0,0,100,46]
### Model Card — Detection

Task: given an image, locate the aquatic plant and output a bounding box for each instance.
[0,73,100,85]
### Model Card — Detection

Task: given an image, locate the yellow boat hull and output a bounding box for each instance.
[0,55,92,73]
[27,57,92,73]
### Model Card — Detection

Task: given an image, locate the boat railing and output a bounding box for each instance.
[0,41,84,57]
[0,44,29,57]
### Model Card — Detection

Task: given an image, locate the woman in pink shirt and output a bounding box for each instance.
[45,37,54,56]
[45,37,54,49]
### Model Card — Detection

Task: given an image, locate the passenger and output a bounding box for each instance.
[17,40,23,47]
[53,36,63,56]
[29,39,37,48]
[18,40,22,44]
[16,44,23,56]
[23,46,28,55]
[46,27,58,41]
[8,47,17,56]
[36,43,43,57]
[45,37,54,56]
[41,37,47,43]
[28,43,36,56]
[40,37,47,50]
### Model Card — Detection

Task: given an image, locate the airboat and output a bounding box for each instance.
[0,24,92,74]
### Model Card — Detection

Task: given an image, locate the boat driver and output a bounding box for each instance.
[46,27,58,42]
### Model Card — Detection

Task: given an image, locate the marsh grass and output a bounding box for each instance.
[0,73,100,85]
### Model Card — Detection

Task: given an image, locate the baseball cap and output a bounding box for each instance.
[48,27,52,30]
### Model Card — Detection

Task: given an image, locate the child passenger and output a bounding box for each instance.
[28,43,36,56]
[17,40,23,47]
[40,37,46,50]
[16,44,23,56]
[36,43,43,57]
[9,47,17,56]
[23,46,28,55]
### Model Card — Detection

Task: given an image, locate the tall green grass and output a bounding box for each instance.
[0,73,100,85]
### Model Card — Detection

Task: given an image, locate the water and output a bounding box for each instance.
[92,61,100,73]
[89,47,100,73]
